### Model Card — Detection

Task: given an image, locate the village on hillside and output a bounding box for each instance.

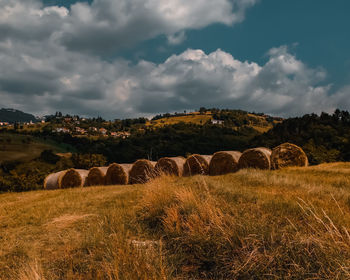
[0,108,283,139]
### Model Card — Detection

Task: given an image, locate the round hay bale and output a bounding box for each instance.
[44,171,65,190]
[105,163,133,185]
[209,151,242,176]
[59,169,89,189]
[271,143,309,169]
[238,148,272,170]
[85,167,109,187]
[183,154,212,177]
[155,157,186,176]
[129,160,157,184]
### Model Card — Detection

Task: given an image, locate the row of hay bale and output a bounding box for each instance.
[44,143,308,190]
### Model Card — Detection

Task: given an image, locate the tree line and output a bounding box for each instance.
[1,109,350,192]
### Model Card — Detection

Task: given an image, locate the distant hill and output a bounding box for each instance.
[0,108,37,123]
[149,109,283,133]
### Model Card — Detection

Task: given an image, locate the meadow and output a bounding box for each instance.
[1,163,350,279]
[0,133,70,164]
[149,112,213,127]
[147,112,274,133]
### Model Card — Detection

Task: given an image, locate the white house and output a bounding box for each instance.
[211,119,224,125]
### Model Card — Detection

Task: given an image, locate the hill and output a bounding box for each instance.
[149,112,213,126]
[149,109,282,133]
[0,133,73,164]
[1,163,350,279]
[0,108,37,123]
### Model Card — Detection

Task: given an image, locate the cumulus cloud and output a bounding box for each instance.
[0,0,257,53]
[0,0,68,41]
[120,47,334,117]
[58,0,257,53]
[0,0,348,119]
[0,36,344,118]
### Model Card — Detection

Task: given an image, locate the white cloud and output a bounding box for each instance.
[0,0,348,118]
[0,36,343,118]
[0,0,257,53]
[57,0,258,53]
[120,47,333,117]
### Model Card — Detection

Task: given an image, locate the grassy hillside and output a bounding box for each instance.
[148,111,279,133]
[0,133,72,163]
[149,112,213,127]
[1,163,350,279]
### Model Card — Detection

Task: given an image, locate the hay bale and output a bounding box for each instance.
[238,148,272,170]
[209,151,242,176]
[85,167,109,187]
[105,163,133,185]
[59,169,89,189]
[129,160,157,184]
[44,171,66,190]
[155,157,186,176]
[183,154,212,177]
[271,143,309,169]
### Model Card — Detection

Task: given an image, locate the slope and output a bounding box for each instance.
[1,163,350,279]
[0,108,37,123]
[0,133,72,164]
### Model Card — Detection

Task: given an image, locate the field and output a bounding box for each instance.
[148,113,213,127]
[1,163,350,279]
[148,112,275,133]
[0,133,71,163]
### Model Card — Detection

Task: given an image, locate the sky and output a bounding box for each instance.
[0,0,350,119]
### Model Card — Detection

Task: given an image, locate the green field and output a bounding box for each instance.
[0,133,72,163]
[1,163,350,279]
[148,113,213,127]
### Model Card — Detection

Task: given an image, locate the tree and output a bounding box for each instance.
[199,107,207,114]
[40,150,60,164]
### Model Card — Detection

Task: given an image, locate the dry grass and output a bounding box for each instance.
[148,114,213,127]
[1,163,350,279]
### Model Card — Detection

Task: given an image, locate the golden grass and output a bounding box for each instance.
[1,163,350,279]
[147,114,213,127]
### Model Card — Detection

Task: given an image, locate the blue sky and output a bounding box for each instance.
[0,0,349,118]
[121,0,350,88]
